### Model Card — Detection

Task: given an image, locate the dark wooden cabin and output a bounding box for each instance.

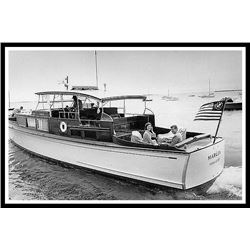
[15,91,155,142]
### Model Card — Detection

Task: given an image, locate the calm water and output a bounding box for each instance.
[8,91,243,200]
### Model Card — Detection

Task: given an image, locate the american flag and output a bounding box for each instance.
[194,100,226,121]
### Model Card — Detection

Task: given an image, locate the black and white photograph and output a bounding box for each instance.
[2,44,246,206]
[1,1,250,250]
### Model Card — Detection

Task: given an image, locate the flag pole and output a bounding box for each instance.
[213,98,227,144]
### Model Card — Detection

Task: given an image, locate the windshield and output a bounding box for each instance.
[102,99,148,116]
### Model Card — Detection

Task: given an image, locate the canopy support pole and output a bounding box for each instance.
[94,51,99,88]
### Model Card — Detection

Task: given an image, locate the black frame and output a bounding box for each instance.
[1,42,248,208]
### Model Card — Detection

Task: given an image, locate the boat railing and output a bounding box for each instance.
[124,113,146,117]
[143,107,154,115]
[79,119,101,127]
[101,112,113,121]
[175,133,212,148]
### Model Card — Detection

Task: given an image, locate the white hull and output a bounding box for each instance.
[9,123,225,190]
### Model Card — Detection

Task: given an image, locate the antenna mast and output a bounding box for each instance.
[65,75,69,90]
[94,51,99,88]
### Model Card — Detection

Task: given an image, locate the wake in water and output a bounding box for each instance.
[206,166,242,199]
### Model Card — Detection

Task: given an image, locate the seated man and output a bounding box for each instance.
[157,125,186,144]
[165,125,182,146]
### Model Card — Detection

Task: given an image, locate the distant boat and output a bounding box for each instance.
[222,97,242,111]
[162,90,179,101]
[188,94,195,97]
[8,91,15,117]
[8,108,15,118]
[199,79,215,98]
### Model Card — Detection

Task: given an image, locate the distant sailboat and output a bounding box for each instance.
[162,89,179,101]
[199,79,215,98]
[8,90,14,111]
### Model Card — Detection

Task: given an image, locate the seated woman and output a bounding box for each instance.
[143,122,158,145]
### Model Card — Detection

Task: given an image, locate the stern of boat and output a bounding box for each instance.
[184,138,225,189]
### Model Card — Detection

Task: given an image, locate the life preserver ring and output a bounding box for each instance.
[60,121,67,133]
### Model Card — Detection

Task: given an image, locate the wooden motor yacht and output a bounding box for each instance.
[9,90,225,190]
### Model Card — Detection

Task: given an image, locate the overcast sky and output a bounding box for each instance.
[8,50,242,101]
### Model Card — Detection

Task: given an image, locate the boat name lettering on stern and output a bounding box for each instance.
[208,150,221,161]
[209,158,220,166]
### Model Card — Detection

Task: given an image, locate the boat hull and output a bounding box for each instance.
[9,123,224,190]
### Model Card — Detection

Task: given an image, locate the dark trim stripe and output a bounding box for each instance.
[196,113,221,117]
[195,113,221,117]
[195,115,221,118]
[194,118,220,121]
